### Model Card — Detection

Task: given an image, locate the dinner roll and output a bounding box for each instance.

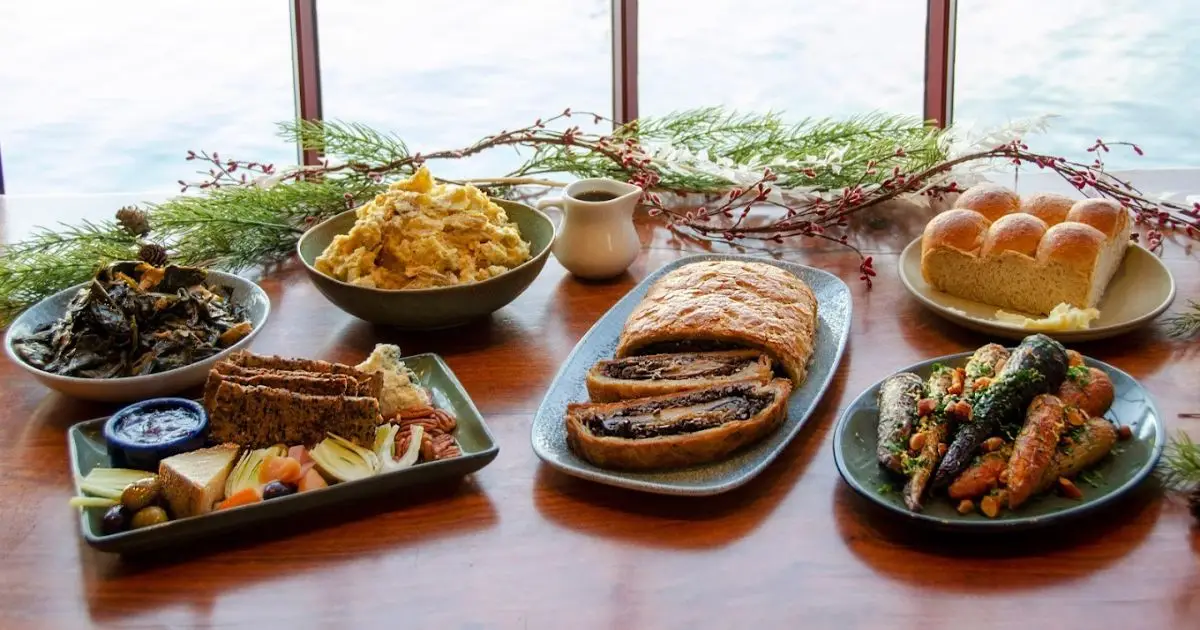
[1036,222,1106,264]
[921,209,990,257]
[1020,192,1075,225]
[920,195,1130,315]
[953,183,1020,222]
[1066,198,1127,239]
[982,214,1048,258]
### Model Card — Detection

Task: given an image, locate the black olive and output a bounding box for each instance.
[261,480,295,501]
[100,505,129,535]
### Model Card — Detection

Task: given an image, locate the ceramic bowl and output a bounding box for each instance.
[103,398,209,471]
[4,270,270,402]
[296,199,555,329]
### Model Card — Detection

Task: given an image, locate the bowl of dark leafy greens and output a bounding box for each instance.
[4,261,270,402]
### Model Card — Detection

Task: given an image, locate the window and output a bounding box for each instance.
[318,0,612,179]
[640,0,926,119]
[954,0,1200,168]
[0,1,294,194]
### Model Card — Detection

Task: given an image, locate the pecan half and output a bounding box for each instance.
[430,433,461,460]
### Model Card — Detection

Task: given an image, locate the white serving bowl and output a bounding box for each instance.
[4,270,270,402]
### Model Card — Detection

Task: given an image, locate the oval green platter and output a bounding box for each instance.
[832,351,1164,531]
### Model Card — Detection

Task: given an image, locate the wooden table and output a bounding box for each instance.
[0,186,1198,629]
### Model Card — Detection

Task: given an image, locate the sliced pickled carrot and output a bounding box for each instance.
[259,455,303,484]
[297,468,328,493]
[217,487,262,510]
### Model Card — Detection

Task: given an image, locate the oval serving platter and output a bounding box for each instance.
[69,353,498,554]
[833,351,1164,531]
[898,238,1176,342]
[531,253,852,496]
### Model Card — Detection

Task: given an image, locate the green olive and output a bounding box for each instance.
[120,477,161,512]
[129,506,169,529]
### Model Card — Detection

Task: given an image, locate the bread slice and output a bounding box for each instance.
[585,350,773,402]
[565,378,792,470]
[207,381,381,449]
[921,191,1130,315]
[158,444,240,518]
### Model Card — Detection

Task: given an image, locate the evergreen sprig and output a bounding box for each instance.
[1162,300,1200,339]
[1159,431,1200,491]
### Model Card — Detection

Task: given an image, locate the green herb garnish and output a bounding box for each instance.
[1079,469,1105,488]
[1067,365,1091,384]
[876,481,897,494]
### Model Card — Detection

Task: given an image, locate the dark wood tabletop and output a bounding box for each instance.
[0,190,1197,629]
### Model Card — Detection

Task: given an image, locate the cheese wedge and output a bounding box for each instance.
[158,444,240,519]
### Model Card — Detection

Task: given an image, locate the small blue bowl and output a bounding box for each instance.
[103,398,209,471]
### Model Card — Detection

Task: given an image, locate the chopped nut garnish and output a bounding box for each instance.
[982,437,1005,453]
[917,398,937,418]
[1065,407,1088,427]
[980,494,1003,518]
[947,368,965,396]
[1057,477,1084,500]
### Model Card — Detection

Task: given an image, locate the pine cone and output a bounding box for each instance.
[1189,487,1200,522]
[116,206,151,236]
[137,243,169,267]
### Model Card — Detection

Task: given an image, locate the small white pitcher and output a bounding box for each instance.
[537,178,643,280]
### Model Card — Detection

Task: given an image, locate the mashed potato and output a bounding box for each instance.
[314,166,531,289]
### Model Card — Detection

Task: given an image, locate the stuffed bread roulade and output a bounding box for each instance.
[613,261,817,387]
[565,378,793,470]
[585,350,773,403]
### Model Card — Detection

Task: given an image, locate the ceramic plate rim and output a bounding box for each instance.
[530,253,853,496]
[831,350,1165,530]
[295,199,556,295]
[3,269,270,385]
[897,237,1176,340]
[68,352,499,549]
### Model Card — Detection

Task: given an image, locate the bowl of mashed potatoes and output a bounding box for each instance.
[297,166,555,328]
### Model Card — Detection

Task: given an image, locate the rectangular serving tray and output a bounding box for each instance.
[68,353,498,554]
[530,254,852,496]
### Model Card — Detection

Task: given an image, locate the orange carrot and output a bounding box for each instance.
[260,455,303,484]
[216,487,262,510]
[298,468,328,492]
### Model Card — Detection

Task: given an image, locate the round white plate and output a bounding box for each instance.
[898,238,1176,342]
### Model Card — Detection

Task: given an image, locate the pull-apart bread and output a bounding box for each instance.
[566,379,793,470]
[921,185,1130,315]
[614,260,818,386]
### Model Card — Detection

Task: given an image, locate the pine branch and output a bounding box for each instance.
[1159,431,1200,491]
[1162,300,1200,339]
[153,178,383,270]
[0,222,138,325]
[279,119,411,168]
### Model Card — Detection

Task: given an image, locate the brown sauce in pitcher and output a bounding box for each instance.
[571,189,618,202]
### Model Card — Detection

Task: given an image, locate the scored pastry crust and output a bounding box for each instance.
[565,378,792,470]
[614,261,817,386]
[585,350,773,402]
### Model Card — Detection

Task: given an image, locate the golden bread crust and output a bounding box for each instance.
[1066,198,1127,238]
[1020,192,1074,225]
[613,261,816,385]
[920,183,1130,313]
[982,214,1048,258]
[921,209,991,257]
[953,182,1021,222]
[565,379,792,470]
[1036,222,1105,264]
